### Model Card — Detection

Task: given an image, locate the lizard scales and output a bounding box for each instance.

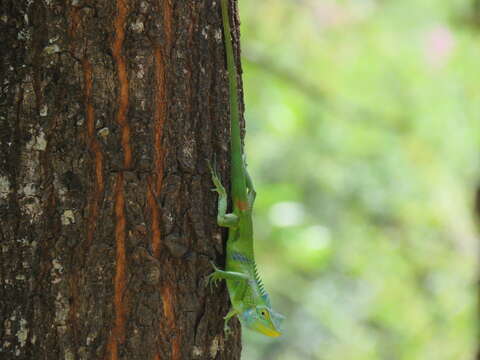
[208,0,284,338]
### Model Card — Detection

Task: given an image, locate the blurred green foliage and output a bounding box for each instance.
[239,0,479,358]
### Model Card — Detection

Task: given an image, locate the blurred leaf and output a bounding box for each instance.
[240,0,478,358]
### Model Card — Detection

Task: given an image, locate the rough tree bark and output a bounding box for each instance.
[0,0,244,359]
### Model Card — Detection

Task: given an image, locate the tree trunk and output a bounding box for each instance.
[0,1,243,359]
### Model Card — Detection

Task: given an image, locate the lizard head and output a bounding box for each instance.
[241,306,284,337]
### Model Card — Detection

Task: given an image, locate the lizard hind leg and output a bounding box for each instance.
[244,162,256,208]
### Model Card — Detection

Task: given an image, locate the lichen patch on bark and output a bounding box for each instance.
[0,175,11,200]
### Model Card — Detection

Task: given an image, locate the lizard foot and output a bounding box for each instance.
[223,324,233,338]
[207,160,227,197]
[223,308,239,338]
[207,261,224,289]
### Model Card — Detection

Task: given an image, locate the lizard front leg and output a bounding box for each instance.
[208,262,249,336]
[223,308,240,336]
[223,279,249,335]
[209,161,239,227]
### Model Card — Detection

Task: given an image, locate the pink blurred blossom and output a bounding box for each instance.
[424,25,455,68]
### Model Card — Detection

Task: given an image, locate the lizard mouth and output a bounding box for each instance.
[255,323,282,338]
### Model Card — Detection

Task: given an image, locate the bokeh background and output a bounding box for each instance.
[238,0,479,358]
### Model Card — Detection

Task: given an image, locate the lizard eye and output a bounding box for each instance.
[259,309,269,320]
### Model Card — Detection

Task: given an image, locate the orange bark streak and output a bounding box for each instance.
[69,6,81,40]
[150,0,173,259]
[68,6,102,354]
[107,173,127,360]
[107,0,130,358]
[83,58,105,247]
[149,45,166,260]
[147,183,161,258]
[153,46,166,195]
[147,0,173,257]
[161,285,180,359]
[112,0,132,169]
[152,4,178,359]
[172,337,181,360]
[162,285,175,329]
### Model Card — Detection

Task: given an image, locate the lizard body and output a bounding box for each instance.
[209,0,284,338]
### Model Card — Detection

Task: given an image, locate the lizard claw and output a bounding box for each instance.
[207,261,223,290]
[208,273,222,289]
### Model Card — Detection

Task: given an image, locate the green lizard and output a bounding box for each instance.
[208,0,284,338]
